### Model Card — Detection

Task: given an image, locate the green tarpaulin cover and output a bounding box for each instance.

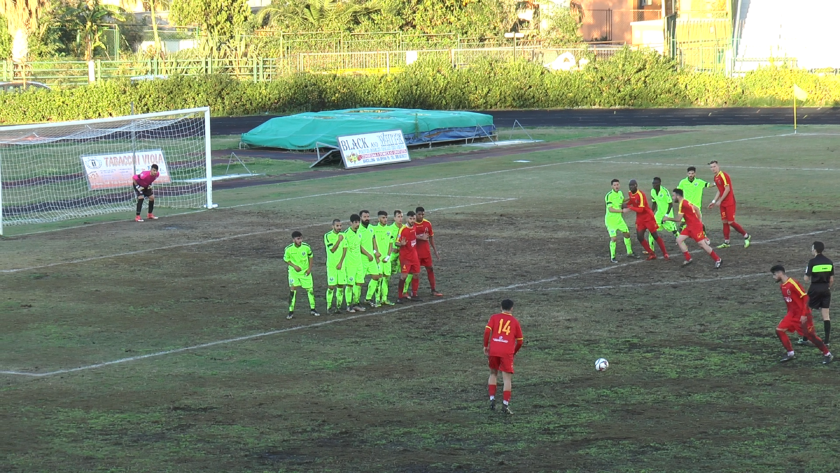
[240,108,494,151]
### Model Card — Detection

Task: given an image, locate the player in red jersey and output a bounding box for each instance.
[663,189,722,268]
[395,211,421,303]
[622,180,670,261]
[772,265,833,364]
[131,164,160,222]
[708,161,751,249]
[413,206,443,297]
[484,299,523,415]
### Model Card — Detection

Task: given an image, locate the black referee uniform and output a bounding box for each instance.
[806,253,834,342]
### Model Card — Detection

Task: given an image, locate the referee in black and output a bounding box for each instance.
[803,241,834,345]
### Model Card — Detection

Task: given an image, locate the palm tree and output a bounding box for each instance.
[59,0,127,61]
[143,0,170,56]
[0,0,49,62]
[256,0,380,31]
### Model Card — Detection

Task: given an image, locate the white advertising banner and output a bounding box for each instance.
[80,149,171,190]
[337,130,410,169]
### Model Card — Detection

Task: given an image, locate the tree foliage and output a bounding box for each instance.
[170,0,250,41]
[57,0,127,61]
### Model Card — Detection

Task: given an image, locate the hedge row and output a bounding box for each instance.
[2,49,839,125]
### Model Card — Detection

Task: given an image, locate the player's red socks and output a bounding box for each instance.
[411,277,420,295]
[641,240,655,255]
[723,223,731,240]
[777,329,793,352]
[398,279,405,298]
[710,250,721,262]
[683,251,691,261]
[427,268,436,291]
[655,237,668,256]
[730,222,747,236]
[488,384,496,399]
[503,390,511,404]
[806,330,831,355]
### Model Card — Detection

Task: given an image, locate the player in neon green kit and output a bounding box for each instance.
[648,177,679,250]
[358,210,382,308]
[284,231,320,319]
[324,219,348,314]
[343,214,366,313]
[389,210,404,286]
[677,166,711,215]
[605,179,636,263]
[380,210,402,305]
[370,210,396,306]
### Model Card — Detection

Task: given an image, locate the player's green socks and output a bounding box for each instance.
[344,286,353,307]
[648,234,655,249]
[307,289,315,310]
[610,240,617,259]
[365,279,378,301]
[289,291,296,312]
[326,288,334,310]
[623,237,633,254]
[353,285,362,304]
[404,274,413,295]
[379,278,389,302]
[336,287,344,308]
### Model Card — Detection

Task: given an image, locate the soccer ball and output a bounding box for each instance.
[595,358,609,371]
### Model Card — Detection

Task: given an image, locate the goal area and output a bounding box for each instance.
[0,107,213,234]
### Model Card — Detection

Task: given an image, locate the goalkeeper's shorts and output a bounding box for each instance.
[134,187,153,198]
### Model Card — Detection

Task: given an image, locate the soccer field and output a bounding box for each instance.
[2,125,840,472]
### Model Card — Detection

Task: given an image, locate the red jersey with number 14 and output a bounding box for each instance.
[484,313,524,357]
[414,219,434,258]
[781,278,810,317]
[398,225,418,261]
[713,171,736,205]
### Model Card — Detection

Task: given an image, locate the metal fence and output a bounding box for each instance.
[2,45,625,86]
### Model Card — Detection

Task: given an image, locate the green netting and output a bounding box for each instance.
[240,108,495,150]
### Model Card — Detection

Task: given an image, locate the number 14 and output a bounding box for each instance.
[497,319,511,335]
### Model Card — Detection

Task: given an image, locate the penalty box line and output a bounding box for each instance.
[227,133,792,211]
[0,198,518,274]
[8,131,788,239]
[509,272,766,292]
[0,222,828,378]
[605,161,840,173]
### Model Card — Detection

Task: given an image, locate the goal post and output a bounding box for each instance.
[0,107,214,235]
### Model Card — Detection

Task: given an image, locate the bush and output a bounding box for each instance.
[2,49,840,125]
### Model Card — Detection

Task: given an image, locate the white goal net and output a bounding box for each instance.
[0,107,213,234]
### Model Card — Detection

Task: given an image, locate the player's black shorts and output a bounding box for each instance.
[134,186,153,198]
[808,289,831,310]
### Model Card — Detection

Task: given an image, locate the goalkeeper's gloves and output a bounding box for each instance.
[135,184,144,192]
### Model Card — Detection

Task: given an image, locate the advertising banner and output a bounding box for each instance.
[80,150,171,190]
[337,130,410,169]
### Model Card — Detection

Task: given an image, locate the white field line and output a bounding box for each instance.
[0,199,517,274]
[607,161,840,172]
[509,272,766,292]
[9,209,209,237]
[345,191,501,199]
[0,222,831,377]
[226,133,792,210]
[6,132,787,238]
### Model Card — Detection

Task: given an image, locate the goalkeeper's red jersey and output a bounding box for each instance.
[133,170,159,188]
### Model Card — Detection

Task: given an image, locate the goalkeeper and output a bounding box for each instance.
[132,164,160,222]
